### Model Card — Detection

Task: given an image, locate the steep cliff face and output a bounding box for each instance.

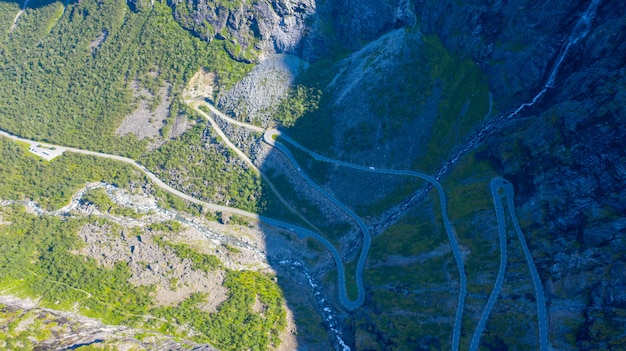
[163,0,419,62]
[477,8,626,347]
[310,0,626,348]
[322,0,415,51]
[166,0,315,61]
[415,0,612,109]
[419,0,626,348]
[165,0,625,348]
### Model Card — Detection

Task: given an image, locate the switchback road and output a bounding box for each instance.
[1,98,549,350]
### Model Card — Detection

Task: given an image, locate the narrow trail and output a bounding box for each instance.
[9,0,30,33]
[18,268,178,327]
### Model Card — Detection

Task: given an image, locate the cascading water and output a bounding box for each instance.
[547,0,602,88]
[439,0,602,179]
[367,0,602,235]
[370,2,601,347]
[278,260,351,351]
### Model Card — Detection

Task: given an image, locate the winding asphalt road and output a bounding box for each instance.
[263,128,370,310]
[469,178,548,351]
[504,180,549,351]
[468,178,509,351]
[187,99,468,347]
[4,0,601,346]
[187,100,373,310]
[262,128,467,349]
[187,100,325,234]
[1,99,548,350]
[0,130,265,219]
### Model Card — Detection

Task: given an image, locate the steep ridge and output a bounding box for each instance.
[0,0,624,349]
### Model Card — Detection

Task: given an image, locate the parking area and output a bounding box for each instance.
[28,143,65,160]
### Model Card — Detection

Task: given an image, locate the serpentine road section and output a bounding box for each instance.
[0,129,356,314]
[504,179,549,351]
[188,99,369,310]
[468,178,509,351]
[186,100,468,349]
[263,128,468,351]
[2,104,548,351]
[469,178,548,351]
[186,100,324,234]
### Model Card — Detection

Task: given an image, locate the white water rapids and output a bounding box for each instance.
[440,0,602,178]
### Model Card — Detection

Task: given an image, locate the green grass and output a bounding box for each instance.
[372,222,441,259]
[0,0,251,157]
[355,178,426,218]
[439,149,503,289]
[344,259,358,301]
[416,35,490,173]
[442,148,499,219]
[0,137,142,210]
[359,288,456,350]
[481,309,537,350]
[0,208,286,350]
[366,255,454,287]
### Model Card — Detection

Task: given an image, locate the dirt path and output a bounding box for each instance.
[9,0,30,33]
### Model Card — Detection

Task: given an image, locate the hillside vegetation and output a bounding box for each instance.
[0,208,286,350]
[0,138,288,350]
[0,0,250,157]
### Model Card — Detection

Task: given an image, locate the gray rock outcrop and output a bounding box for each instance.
[167,0,315,61]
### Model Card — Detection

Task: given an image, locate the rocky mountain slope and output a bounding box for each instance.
[416,1,626,348]
[0,295,220,351]
[163,0,315,61]
[1,0,623,349]
[182,0,625,349]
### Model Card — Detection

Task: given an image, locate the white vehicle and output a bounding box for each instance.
[368,166,375,170]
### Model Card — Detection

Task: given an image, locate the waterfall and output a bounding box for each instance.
[439,0,602,178]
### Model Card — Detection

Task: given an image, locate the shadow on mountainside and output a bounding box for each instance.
[231,26,486,349]
[247,1,626,350]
